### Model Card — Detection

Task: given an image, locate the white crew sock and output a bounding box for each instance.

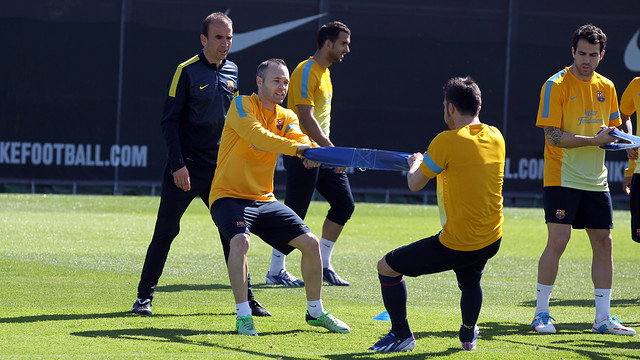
[236,301,251,317]
[320,238,335,269]
[594,288,612,323]
[269,249,286,275]
[535,283,554,315]
[307,299,324,318]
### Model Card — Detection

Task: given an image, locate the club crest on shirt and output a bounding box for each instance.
[236,221,246,227]
[276,118,284,130]
[227,80,235,92]
[636,228,640,237]
[596,91,605,102]
[555,209,566,219]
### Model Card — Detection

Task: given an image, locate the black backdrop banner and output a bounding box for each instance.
[1,0,639,195]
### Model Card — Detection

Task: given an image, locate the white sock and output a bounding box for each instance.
[307,299,324,318]
[535,283,554,315]
[594,288,612,323]
[320,238,335,269]
[236,301,251,317]
[270,249,286,275]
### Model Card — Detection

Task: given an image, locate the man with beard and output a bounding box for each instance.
[210,59,350,336]
[266,21,355,287]
[531,24,635,336]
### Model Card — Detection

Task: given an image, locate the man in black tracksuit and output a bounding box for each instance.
[132,12,270,317]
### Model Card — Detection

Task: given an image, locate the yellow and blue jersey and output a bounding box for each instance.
[419,124,505,251]
[287,57,332,142]
[209,93,313,205]
[620,77,640,177]
[536,67,621,191]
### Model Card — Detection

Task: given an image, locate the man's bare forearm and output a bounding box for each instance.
[543,126,615,148]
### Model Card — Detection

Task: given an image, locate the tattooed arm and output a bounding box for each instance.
[543,126,617,148]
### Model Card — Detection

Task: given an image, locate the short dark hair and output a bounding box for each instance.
[317,21,350,49]
[572,24,607,52]
[256,58,287,79]
[443,77,482,117]
[201,12,232,37]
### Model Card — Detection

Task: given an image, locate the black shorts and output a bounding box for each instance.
[283,155,355,224]
[210,198,311,255]
[385,233,501,287]
[543,186,613,229]
[629,174,640,243]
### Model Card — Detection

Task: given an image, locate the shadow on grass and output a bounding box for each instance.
[68,321,640,359]
[155,283,230,293]
[501,337,640,360]
[324,348,462,360]
[324,348,460,359]
[71,327,462,360]
[154,282,282,293]
[479,320,640,339]
[479,321,640,359]
[519,298,639,308]
[71,327,311,360]
[326,321,640,359]
[0,311,234,324]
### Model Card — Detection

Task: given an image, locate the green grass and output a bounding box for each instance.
[0,193,638,359]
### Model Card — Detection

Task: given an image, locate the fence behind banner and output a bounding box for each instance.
[1,0,638,205]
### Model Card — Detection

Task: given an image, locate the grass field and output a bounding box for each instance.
[0,193,638,359]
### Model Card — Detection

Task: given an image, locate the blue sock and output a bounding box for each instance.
[379,273,411,338]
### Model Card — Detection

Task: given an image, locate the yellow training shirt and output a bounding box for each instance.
[620,77,640,177]
[536,67,621,191]
[209,93,313,205]
[419,124,505,251]
[287,57,332,142]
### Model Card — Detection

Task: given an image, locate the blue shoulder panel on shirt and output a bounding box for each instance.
[423,153,443,174]
[235,96,247,117]
[542,69,566,118]
[609,110,620,122]
[285,124,299,133]
[300,60,314,99]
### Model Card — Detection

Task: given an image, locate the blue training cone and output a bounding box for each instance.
[373,311,390,321]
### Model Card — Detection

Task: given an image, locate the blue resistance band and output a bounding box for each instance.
[601,129,640,150]
[302,147,411,171]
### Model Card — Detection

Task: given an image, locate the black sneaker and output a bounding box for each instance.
[132,298,152,315]
[249,299,272,317]
[323,267,350,286]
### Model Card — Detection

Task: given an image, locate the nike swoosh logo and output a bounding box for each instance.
[200,84,209,90]
[624,29,640,72]
[570,96,577,100]
[228,12,327,53]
